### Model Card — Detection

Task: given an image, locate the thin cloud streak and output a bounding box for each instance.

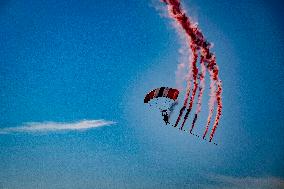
[0,120,116,134]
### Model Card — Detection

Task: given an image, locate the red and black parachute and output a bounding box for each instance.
[144,87,179,104]
[144,87,179,124]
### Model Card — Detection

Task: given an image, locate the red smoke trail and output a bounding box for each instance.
[173,27,193,128]
[209,78,222,141]
[190,56,206,133]
[202,55,223,141]
[174,80,191,127]
[180,46,198,130]
[162,0,223,141]
[202,71,216,139]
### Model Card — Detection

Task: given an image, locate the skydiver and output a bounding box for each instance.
[161,110,170,125]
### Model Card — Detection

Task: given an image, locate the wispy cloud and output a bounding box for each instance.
[201,174,284,189]
[0,120,116,134]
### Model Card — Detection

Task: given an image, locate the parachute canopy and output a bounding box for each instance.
[144,87,179,103]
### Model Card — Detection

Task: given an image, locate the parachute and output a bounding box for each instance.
[144,87,179,124]
[144,87,179,104]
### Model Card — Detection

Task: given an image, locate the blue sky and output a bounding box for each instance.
[0,0,283,188]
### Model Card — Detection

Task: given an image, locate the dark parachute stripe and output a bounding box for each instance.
[157,87,165,97]
[144,90,155,103]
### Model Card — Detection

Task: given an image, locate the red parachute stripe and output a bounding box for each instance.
[167,88,179,100]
